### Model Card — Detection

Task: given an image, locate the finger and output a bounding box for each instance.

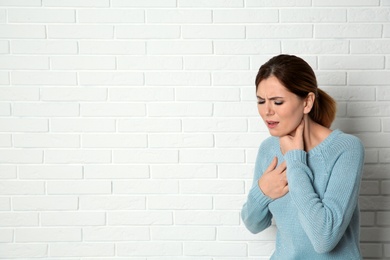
[265,157,278,173]
[276,161,287,172]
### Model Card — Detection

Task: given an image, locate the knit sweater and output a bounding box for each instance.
[241,129,365,260]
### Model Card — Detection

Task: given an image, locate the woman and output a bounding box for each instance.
[241,54,365,259]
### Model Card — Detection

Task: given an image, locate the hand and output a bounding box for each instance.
[258,157,288,200]
[279,118,305,155]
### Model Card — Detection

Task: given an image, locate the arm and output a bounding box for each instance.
[284,137,364,253]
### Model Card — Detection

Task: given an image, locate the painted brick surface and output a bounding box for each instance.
[0,1,389,259]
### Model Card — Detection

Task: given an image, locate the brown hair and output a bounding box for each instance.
[255,54,336,128]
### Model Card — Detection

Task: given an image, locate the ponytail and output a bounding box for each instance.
[310,88,336,128]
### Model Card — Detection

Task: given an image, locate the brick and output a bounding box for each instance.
[149,134,214,148]
[45,150,111,164]
[176,87,239,102]
[378,86,390,100]
[13,196,78,211]
[0,244,47,258]
[282,40,349,54]
[0,229,13,242]
[48,180,111,194]
[315,24,382,38]
[0,87,39,101]
[116,25,180,39]
[361,243,383,258]
[43,0,109,7]
[147,40,213,55]
[360,180,380,195]
[323,86,376,101]
[180,148,245,163]
[81,103,145,117]
[380,149,390,163]
[150,165,217,179]
[214,195,246,210]
[16,228,81,242]
[117,242,182,256]
[51,118,115,132]
[184,56,249,70]
[41,212,105,226]
[382,180,390,194]
[110,87,174,101]
[332,118,381,133]
[214,102,258,117]
[80,72,143,86]
[247,24,312,39]
[384,119,390,132]
[19,165,82,179]
[8,8,75,23]
[184,242,247,256]
[0,24,45,38]
[180,180,244,194]
[13,103,79,117]
[113,149,178,163]
[213,9,278,23]
[349,8,390,22]
[363,149,379,163]
[182,118,247,132]
[79,40,145,54]
[248,118,270,132]
[361,227,390,241]
[0,56,49,69]
[363,164,390,179]
[80,195,145,210]
[359,196,390,210]
[281,9,346,22]
[145,72,210,86]
[14,134,79,148]
[182,25,245,39]
[108,211,172,225]
[94,168,152,186]
[0,197,10,210]
[0,134,11,147]
[319,56,384,70]
[175,211,239,225]
[12,40,78,54]
[218,164,254,179]
[348,103,390,117]
[48,25,114,39]
[351,40,390,54]
[247,0,311,6]
[112,0,176,7]
[360,211,375,226]
[0,165,16,179]
[41,87,107,101]
[385,24,390,38]
[148,195,213,210]
[12,71,77,85]
[50,243,114,257]
[0,40,8,53]
[84,227,149,241]
[218,226,277,241]
[82,134,147,148]
[152,226,215,240]
[316,71,346,85]
[118,118,181,132]
[148,103,212,117]
[118,56,182,70]
[214,40,280,55]
[0,212,39,227]
[0,0,41,6]
[0,149,43,163]
[213,71,255,86]
[215,133,268,148]
[113,180,178,194]
[51,56,115,70]
[147,9,212,23]
[79,9,144,23]
[313,0,379,6]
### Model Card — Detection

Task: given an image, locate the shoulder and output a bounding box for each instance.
[327,130,365,159]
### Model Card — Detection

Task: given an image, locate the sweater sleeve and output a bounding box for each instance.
[241,144,274,234]
[284,136,365,253]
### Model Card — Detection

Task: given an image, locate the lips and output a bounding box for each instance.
[266,120,279,129]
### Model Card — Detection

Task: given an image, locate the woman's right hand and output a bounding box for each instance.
[258,157,289,200]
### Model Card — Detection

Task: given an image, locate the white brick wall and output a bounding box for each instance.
[0,0,389,259]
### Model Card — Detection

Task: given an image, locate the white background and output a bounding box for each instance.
[0,0,389,259]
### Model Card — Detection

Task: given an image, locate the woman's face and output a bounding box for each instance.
[257,76,305,137]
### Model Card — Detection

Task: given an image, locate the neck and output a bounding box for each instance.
[302,116,332,152]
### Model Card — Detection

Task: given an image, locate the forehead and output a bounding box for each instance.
[256,76,290,97]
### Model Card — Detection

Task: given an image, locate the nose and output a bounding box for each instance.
[266,102,274,116]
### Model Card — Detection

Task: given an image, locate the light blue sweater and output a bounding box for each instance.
[241,129,365,259]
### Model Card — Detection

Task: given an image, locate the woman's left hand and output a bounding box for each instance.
[280,118,305,154]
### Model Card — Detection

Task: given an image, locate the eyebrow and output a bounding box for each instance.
[256,95,284,100]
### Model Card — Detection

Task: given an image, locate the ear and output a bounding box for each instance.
[303,92,315,114]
